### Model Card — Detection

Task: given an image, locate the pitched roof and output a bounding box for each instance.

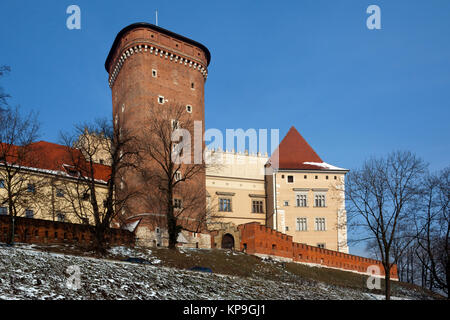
[0,140,111,182]
[268,126,347,171]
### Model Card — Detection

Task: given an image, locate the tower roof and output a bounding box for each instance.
[268,126,347,171]
[105,22,211,72]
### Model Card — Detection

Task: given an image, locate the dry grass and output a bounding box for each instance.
[13,243,444,299]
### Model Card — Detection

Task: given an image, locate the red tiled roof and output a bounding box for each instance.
[268,126,346,171]
[0,140,111,182]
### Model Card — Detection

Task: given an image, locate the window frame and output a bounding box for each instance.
[296,217,308,231]
[251,200,264,214]
[296,192,308,207]
[219,198,232,212]
[25,209,34,219]
[315,217,326,231]
[314,193,326,207]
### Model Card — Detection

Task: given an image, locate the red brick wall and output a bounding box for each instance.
[0,216,134,247]
[238,222,398,279]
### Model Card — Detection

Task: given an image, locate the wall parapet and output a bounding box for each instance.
[238,222,398,279]
[0,215,134,247]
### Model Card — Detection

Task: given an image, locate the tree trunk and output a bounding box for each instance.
[93,224,107,255]
[167,213,178,249]
[384,267,391,300]
[7,214,14,245]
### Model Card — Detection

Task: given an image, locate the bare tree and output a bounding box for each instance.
[0,65,11,110]
[346,151,427,300]
[0,105,41,244]
[137,104,208,249]
[60,118,138,253]
[414,167,449,297]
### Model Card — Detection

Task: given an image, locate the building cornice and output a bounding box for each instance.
[108,42,209,88]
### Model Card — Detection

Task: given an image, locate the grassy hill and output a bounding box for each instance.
[0,244,442,300]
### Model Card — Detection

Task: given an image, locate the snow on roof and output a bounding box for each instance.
[302,162,348,171]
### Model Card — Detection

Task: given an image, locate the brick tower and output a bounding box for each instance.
[105,23,210,239]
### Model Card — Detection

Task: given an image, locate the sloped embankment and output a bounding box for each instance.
[0,245,439,300]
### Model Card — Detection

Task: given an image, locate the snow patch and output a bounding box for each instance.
[302,162,347,171]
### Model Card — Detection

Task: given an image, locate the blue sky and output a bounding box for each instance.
[1,1,449,255]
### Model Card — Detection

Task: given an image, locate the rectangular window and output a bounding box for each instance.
[219,198,232,212]
[173,199,182,209]
[56,212,65,222]
[158,95,165,104]
[296,193,307,207]
[25,209,34,219]
[314,193,326,207]
[296,217,307,231]
[174,171,182,181]
[27,183,36,193]
[171,119,179,130]
[315,217,326,231]
[287,175,294,183]
[152,69,157,77]
[0,179,5,188]
[252,200,264,213]
[56,189,64,197]
[0,207,7,215]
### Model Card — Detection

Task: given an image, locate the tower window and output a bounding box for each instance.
[158,96,165,104]
[152,69,157,77]
[173,199,182,209]
[191,82,195,89]
[186,105,192,113]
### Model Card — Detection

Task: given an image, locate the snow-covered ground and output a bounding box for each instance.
[0,245,434,300]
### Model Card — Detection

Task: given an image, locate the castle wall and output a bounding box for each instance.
[238,222,398,279]
[0,215,134,247]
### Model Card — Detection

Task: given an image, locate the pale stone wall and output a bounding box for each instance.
[134,222,211,249]
[0,167,108,226]
[205,149,268,228]
[266,170,348,252]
